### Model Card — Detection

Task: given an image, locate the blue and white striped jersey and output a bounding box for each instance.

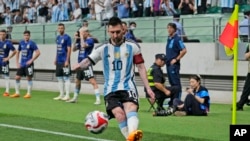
[89,39,142,96]
[220,0,235,8]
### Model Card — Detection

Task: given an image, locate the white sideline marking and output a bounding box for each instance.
[0,123,114,141]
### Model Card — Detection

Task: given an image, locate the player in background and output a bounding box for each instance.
[72,17,155,141]
[53,23,72,101]
[67,27,101,104]
[0,29,17,97]
[10,30,40,98]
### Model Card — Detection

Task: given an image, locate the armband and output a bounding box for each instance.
[133,53,144,64]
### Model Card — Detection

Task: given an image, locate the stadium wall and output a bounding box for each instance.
[8,43,249,76]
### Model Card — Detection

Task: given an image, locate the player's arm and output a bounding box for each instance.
[72,32,79,52]
[6,49,17,62]
[135,53,155,99]
[16,50,20,68]
[31,49,41,62]
[72,58,91,71]
[245,45,250,60]
[65,36,72,67]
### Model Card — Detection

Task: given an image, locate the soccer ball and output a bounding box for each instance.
[84,110,109,134]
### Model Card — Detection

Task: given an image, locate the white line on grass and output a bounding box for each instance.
[0,123,114,141]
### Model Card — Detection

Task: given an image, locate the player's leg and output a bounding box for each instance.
[10,68,23,98]
[123,91,142,141]
[62,65,71,101]
[54,64,65,100]
[2,64,10,96]
[67,69,82,103]
[105,92,128,139]
[89,78,101,104]
[86,66,101,104]
[24,64,34,98]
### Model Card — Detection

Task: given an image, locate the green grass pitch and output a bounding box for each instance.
[0,88,249,141]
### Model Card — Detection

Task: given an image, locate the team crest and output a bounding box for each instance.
[114,52,120,59]
[125,53,129,57]
[26,44,30,49]
[3,44,6,49]
[61,39,64,44]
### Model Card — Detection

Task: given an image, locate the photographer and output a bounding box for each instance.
[173,75,210,116]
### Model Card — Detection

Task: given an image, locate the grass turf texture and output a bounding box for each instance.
[0,88,250,141]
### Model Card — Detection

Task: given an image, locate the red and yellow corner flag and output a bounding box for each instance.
[219,4,239,56]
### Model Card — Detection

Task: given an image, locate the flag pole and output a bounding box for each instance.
[231,4,239,125]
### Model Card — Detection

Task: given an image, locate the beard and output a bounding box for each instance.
[112,37,123,45]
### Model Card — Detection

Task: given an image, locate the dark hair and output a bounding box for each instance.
[108,17,122,27]
[0,29,6,33]
[189,75,201,84]
[167,23,177,31]
[121,21,127,26]
[129,21,136,26]
[23,30,30,35]
[58,23,64,27]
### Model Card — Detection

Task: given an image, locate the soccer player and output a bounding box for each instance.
[10,30,40,98]
[67,27,101,104]
[53,23,72,101]
[72,17,155,141]
[0,29,17,97]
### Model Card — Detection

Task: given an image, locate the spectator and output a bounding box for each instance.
[152,0,161,16]
[51,0,60,23]
[239,10,250,42]
[178,0,194,15]
[131,0,144,17]
[6,0,20,11]
[193,0,210,14]
[122,21,137,42]
[2,7,12,26]
[58,0,69,21]
[116,0,129,19]
[71,2,82,21]
[160,0,176,16]
[103,0,114,20]
[146,53,179,112]
[79,0,89,18]
[88,0,104,21]
[87,0,96,20]
[129,21,142,43]
[173,0,181,10]
[13,9,23,24]
[27,2,37,23]
[172,14,188,41]
[37,1,49,23]
[220,0,235,14]
[173,75,210,116]
[144,0,153,17]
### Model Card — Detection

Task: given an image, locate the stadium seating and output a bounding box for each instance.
[1,11,248,44]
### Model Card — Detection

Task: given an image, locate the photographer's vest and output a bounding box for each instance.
[147,67,155,87]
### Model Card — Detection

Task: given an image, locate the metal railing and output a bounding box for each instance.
[1,14,249,44]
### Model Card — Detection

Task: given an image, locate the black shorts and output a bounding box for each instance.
[16,64,34,77]
[76,65,94,81]
[104,90,139,119]
[0,64,10,75]
[55,63,71,77]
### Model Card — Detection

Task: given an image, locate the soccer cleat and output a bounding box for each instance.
[3,92,9,97]
[66,98,77,103]
[23,94,31,99]
[61,96,70,101]
[53,96,64,100]
[94,100,101,105]
[10,93,20,98]
[127,130,143,141]
[173,111,187,116]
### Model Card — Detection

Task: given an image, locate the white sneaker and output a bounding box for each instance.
[94,100,101,105]
[61,96,70,101]
[53,96,64,100]
[66,98,77,103]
